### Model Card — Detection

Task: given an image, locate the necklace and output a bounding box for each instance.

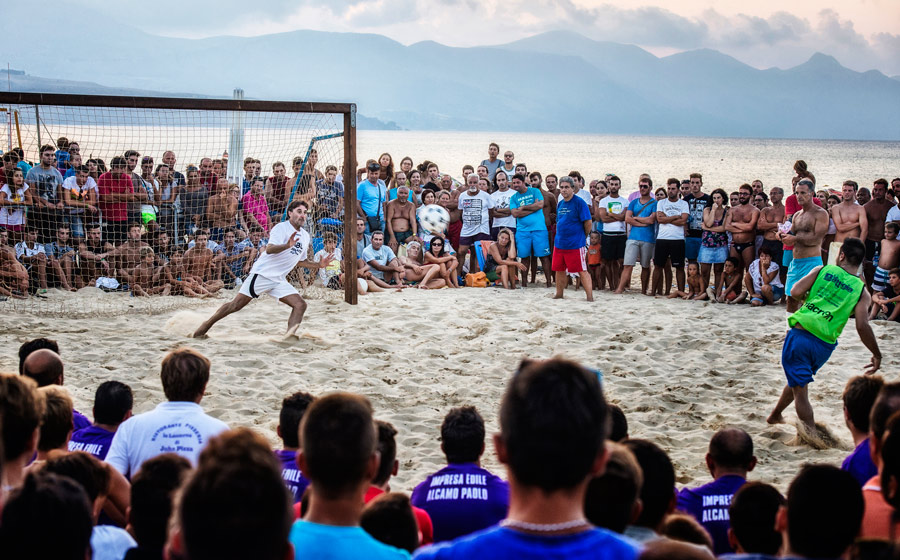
[500,518,590,533]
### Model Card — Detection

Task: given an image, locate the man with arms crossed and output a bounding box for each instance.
[767,237,880,434]
[831,180,868,266]
[778,180,829,313]
[193,201,332,338]
[651,181,689,297]
[510,174,551,288]
[616,179,657,294]
[725,184,760,271]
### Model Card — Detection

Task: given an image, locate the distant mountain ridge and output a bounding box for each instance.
[1,7,897,140]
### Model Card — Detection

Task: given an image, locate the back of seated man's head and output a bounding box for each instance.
[178,428,293,560]
[21,348,64,387]
[608,404,628,442]
[499,358,608,492]
[18,337,59,376]
[707,427,755,475]
[373,420,398,487]
[623,439,675,532]
[0,471,93,560]
[299,392,377,500]
[661,513,713,551]
[43,450,111,518]
[37,385,74,453]
[880,413,900,511]
[160,348,210,402]
[0,373,44,465]
[93,380,133,427]
[278,391,316,450]
[584,442,643,533]
[728,481,784,556]
[869,382,900,456]
[441,406,485,464]
[361,492,419,553]
[843,375,884,435]
[129,453,192,554]
[781,465,863,559]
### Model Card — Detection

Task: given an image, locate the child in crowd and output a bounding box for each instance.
[870,268,900,321]
[314,232,344,289]
[745,247,783,306]
[668,261,703,300]
[587,230,602,290]
[714,257,743,303]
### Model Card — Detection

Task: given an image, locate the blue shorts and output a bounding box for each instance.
[782,248,793,268]
[685,237,701,261]
[516,229,551,258]
[785,256,822,298]
[782,327,837,387]
[772,284,785,300]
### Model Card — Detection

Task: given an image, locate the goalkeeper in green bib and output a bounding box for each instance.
[767,237,881,433]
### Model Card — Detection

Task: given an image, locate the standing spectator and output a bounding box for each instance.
[25,144,65,242]
[553,176,593,301]
[489,172,516,240]
[683,173,711,262]
[154,163,178,235]
[616,179,657,294]
[597,175,627,292]
[61,164,100,238]
[98,156,138,245]
[864,178,893,285]
[242,176,270,232]
[652,181,690,297]
[358,161,387,234]
[480,143,502,181]
[510,174,551,287]
[266,161,289,220]
[198,157,220,195]
[180,166,209,239]
[456,173,494,274]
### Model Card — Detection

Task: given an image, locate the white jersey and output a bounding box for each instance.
[249,220,310,281]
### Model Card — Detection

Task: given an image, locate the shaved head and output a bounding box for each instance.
[22,349,64,387]
[708,427,754,471]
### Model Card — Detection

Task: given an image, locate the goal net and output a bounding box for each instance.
[0,92,357,316]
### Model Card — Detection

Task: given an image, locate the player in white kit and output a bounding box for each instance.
[192,201,333,338]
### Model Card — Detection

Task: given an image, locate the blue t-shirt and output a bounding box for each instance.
[290,521,409,560]
[388,187,414,203]
[676,474,746,555]
[275,449,309,504]
[410,463,509,543]
[554,196,592,250]
[626,198,658,243]
[413,526,639,560]
[842,438,878,487]
[361,244,397,280]
[68,425,115,460]
[357,179,387,218]
[509,188,546,232]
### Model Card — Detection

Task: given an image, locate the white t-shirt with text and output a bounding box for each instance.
[490,189,516,228]
[598,195,627,233]
[249,220,310,281]
[656,198,690,240]
[458,190,495,237]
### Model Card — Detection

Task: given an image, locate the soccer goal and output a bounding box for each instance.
[0,90,359,316]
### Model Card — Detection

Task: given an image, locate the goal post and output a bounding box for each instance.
[0,91,359,307]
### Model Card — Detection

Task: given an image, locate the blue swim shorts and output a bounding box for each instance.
[685,237,701,261]
[516,229,551,258]
[781,327,837,387]
[785,256,822,298]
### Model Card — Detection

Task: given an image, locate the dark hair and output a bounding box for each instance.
[729,482,785,555]
[623,439,675,530]
[0,373,44,461]
[755,191,769,202]
[584,442,642,533]
[839,237,865,267]
[489,142,499,150]
[373,420,398,486]
[361,492,419,553]
[738,183,753,195]
[667,177,680,187]
[708,428,754,470]
[18,337,59,376]
[441,406,485,464]
[511,173,527,184]
[500,358,608,491]
[40,143,55,155]
[725,257,740,268]
[180,429,293,560]
[758,246,772,257]
[124,149,140,159]
[93,380,133,426]
[786,464,863,558]
[870,382,900,443]
[429,238,447,258]
[709,188,728,203]
[608,404,628,442]
[130,453,192,552]
[160,348,210,402]
[880,412,900,511]
[0,472,94,560]
[886,223,900,234]
[43,450,111,502]
[279,391,316,449]
[843,376,885,433]
[300,393,376,498]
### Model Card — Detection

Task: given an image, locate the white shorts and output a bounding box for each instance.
[239,273,298,300]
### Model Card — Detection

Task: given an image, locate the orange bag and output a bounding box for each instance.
[465,271,488,288]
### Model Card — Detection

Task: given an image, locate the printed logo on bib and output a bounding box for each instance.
[424,472,491,502]
[700,494,733,522]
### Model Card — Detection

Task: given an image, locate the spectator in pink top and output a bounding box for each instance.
[242,176,270,232]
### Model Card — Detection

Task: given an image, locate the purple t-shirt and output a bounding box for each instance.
[68,425,115,459]
[276,449,309,504]
[676,474,746,555]
[73,409,91,431]
[410,463,509,543]
[842,438,878,487]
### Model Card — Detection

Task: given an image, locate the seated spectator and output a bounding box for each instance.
[105,348,229,477]
[776,465,864,560]
[386,185,417,252]
[43,451,137,560]
[169,428,294,560]
[869,267,900,321]
[877,412,900,528]
[715,257,744,303]
[15,226,48,292]
[124,453,192,560]
[608,404,629,442]
[214,228,249,288]
[123,246,171,296]
[424,236,460,288]
[362,230,404,287]
[289,393,408,559]
[399,241,444,289]
[677,428,756,555]
[314,232,344,289]
[363,492,421,554]
[46,225,77,291]
[861,382,900,539]
[584,442,643,534]
[20,343,91,430]
[743,247,783,306]
[639,539,715,560]
[276,391,315,504]
[483,228,523,290]
[0,227,29,296]
[0,471,94,559]
[841,375,884,486]
[660,514,713,552]
[238,224,268,263]
[0,372,44,490]
[722,482,784,560]
[411,406,508,543]
[414,358,639,560]
[624,439,677,544]
[62,164,100,238]
[69,380,133,460]
[33,385,75,462]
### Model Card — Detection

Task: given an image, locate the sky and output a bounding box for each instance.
[81,0,900,75]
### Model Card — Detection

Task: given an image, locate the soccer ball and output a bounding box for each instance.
[419,204,450,234]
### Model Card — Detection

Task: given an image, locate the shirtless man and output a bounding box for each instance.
[872,223,900,293]
[864,179,892,287]
[777,180,830,313]
[385,185,417,252]
[757,187,786,282]
[77,224,114,286]
[530,171,557,286]
[0,228,28,297]
[206,183,239,241]
[724,184,760,271]
[124,247,171,296]
[179,231,224,295]
[831,180,868,266]
[108,224,150,277]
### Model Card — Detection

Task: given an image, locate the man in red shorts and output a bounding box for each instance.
[553,176,593,301]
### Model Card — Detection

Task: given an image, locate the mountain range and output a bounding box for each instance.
[2,5,898,140]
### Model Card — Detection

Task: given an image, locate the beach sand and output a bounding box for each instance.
[0,282,894,493]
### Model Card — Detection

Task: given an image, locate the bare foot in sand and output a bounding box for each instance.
[553,295,563,299]
[766,413,786,424]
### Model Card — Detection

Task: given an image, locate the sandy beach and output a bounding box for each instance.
[0,282,894,493]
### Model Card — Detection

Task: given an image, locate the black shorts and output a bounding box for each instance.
[865,239,880,262]
[654,239,686,267]
[601,233,626,261]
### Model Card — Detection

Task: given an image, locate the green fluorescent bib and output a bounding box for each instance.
[788,265,864,344]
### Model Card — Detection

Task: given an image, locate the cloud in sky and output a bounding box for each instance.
[77,0,900,75]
